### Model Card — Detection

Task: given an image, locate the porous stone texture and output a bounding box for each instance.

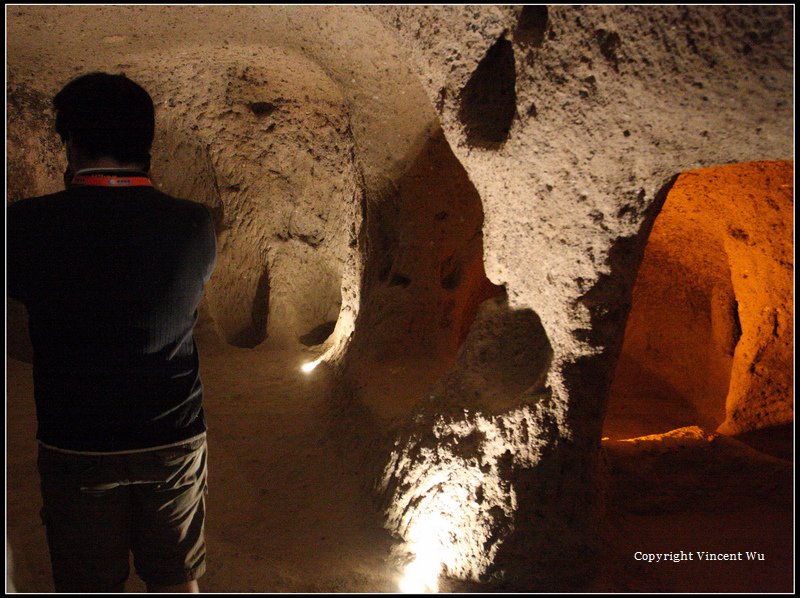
[378,297,555,581]
[5,5,439,354]
[367,4,792,584]
[606,161,794,440]
[9,52,363,351]
[6,79,65,203]
[6,5,793,589]
[147,49,363,350]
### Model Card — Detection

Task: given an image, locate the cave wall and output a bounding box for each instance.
[6,5,441,355]
[367,4,793,583]
[349,128,500,366]
[6,5,793,588]
[606,161,794,439]
[146,48,362,349]
[367,3,792,430]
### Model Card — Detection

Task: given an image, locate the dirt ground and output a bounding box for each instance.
[5,329,794,593]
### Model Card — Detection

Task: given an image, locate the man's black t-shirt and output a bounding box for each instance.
[7,177,217,452]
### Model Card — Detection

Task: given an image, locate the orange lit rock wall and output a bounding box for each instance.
[607,161,793,438]
[351,129,501,366]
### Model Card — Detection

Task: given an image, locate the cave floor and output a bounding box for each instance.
[6,334,794,593]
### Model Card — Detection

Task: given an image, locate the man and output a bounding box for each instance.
[7,72,216,593]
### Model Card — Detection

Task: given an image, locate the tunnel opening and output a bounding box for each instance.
[298,320,337,347]
[604,161,794,447]
[345,126,504,419]
[144,49,362,352]
[229,265,271,349]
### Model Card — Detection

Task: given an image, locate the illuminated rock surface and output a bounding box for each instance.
[605,161,794,439]
[6,5,793,592]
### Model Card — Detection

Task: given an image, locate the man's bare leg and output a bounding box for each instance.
[146,580,199,593]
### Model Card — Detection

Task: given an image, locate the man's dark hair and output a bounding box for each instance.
[53,72,155,168]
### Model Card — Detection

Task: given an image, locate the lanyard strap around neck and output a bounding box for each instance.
[72,174,153,187]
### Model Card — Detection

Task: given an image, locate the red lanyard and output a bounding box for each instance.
[72,174,153,187]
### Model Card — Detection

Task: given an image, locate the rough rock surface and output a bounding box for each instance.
[6,5,439,353]
[6,5,793,589]
[378,297,555,581]
[366,5,792,580]
[348,127,501,369]
[606,161,794,439]
[147,49,363,349]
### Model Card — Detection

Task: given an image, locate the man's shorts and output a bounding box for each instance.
[37,434,208,592]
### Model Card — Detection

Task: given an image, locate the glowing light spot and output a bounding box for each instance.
[398,500,462,593]
[399,523,444,593]
[300,358,322,373]
[399,552,441,593]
